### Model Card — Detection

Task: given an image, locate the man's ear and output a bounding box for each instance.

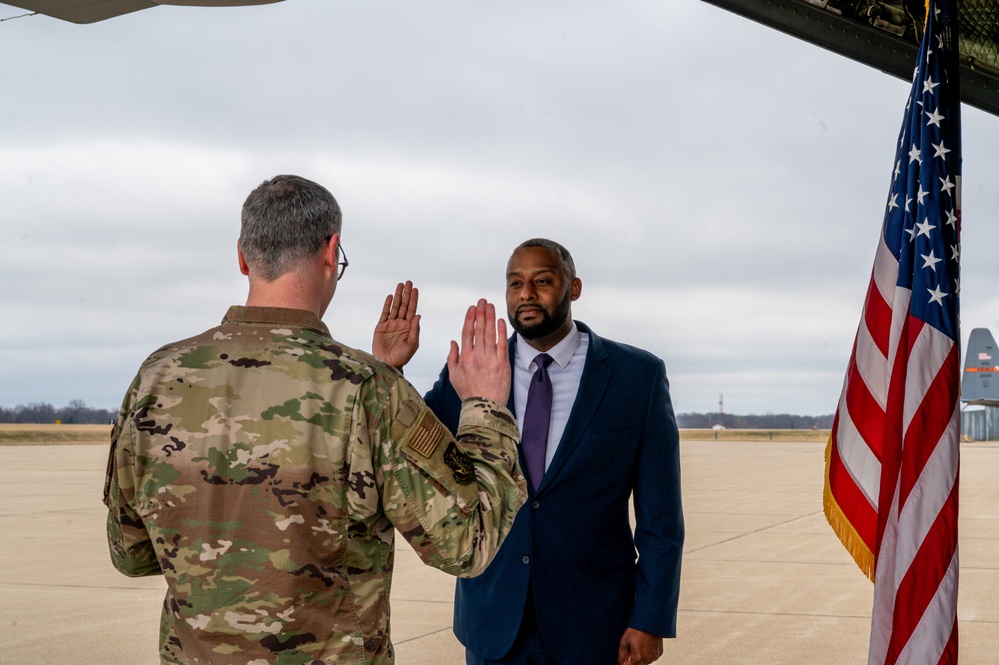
[570,277,582,301]
[324,233,340,272]
[237,240,250,276]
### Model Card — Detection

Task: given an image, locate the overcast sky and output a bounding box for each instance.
[2,0,998,417]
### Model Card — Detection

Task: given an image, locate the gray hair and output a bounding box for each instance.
[515,238,576,279]
[239,175,343,282]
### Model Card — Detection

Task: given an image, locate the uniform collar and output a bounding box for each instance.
[222,306,331,337]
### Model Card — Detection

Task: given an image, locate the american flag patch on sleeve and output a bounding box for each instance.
[408,411,445,458]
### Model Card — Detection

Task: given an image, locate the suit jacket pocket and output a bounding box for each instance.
[590,542,637,571]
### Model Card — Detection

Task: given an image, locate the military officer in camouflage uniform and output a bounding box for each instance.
[104,174,527,665]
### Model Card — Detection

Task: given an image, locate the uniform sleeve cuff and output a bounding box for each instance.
[457,397,519,441]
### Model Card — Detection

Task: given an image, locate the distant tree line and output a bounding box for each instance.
[676,412,834,430]
[1,401,834,429]
[0,400,116,424]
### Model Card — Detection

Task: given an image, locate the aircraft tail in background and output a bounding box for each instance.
[962,328,999,407]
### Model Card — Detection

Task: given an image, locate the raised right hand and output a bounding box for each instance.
[447,299,510,404]
[372,281,421,370]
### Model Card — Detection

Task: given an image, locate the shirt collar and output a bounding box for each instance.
[222,306,331,337]
[515,321,581,371]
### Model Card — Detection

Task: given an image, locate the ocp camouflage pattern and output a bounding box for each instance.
[104,306,526,664]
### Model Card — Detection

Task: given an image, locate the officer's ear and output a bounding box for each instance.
[323,234,340,274]
[237,240,250,276]
[570,276,582,302]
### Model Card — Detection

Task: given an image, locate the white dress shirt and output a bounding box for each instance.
[513,323,589,472]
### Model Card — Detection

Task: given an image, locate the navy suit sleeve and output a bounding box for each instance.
[628,358,684,637]
[423,363,463,435]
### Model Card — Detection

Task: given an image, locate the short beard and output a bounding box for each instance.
[511,287,572,341]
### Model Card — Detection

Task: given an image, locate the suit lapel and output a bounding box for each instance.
[535,322,610,494]
[506,333,517,412]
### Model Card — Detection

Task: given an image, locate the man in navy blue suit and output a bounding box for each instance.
[373,239,683,665]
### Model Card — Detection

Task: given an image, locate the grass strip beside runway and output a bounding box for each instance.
[0,424,112,445]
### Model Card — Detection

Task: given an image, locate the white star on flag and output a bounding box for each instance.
[932,140,951,158]
[927,283,948,305]
[939,176,955,196]
[921,250,943,271]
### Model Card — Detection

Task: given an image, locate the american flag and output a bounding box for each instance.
[822,1,962,663]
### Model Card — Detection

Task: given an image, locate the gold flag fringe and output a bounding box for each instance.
[823,435,876,582]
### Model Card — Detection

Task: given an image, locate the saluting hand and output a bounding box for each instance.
[372,281,421,370]
[448,299,510,405]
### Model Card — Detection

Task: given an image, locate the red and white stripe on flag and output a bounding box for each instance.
[823,1,961,664]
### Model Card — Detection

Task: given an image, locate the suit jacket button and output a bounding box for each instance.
[522,556,530,564]
[531,500,540,509]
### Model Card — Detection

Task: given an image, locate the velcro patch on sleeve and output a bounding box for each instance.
[408,410,445,458]
[443,442,476,485]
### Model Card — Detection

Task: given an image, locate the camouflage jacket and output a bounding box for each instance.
[104,306,526,665]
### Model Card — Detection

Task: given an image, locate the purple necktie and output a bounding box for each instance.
[522,353,554,491]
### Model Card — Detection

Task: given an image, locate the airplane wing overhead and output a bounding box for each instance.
[962,328,999,406]
[701,0,999,117]
[2,0,283,24]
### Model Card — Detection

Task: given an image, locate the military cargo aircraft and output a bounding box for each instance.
[962,328,999,407]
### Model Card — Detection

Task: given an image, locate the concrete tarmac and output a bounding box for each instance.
[1,440,996,664]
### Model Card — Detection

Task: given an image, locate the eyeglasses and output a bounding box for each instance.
[337,242,349,281]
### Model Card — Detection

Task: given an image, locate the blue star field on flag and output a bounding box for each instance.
[884,1,962,343]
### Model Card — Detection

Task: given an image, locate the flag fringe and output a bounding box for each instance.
[823,436,876,582]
